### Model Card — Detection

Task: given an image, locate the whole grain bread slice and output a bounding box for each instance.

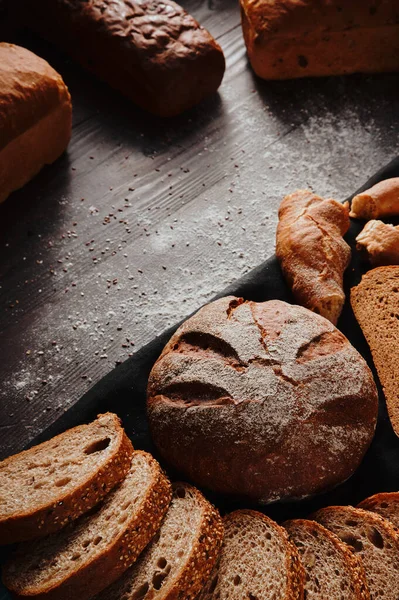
[284,519,369,600]
[358,492,399,530]
[313,505,399,600]
[351,266,399,436]
[198,509,304,600]
[2,451,172,600]
[0,413,133,544]
[95,482,224,600]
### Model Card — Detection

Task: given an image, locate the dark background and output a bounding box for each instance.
[1,0,399,458]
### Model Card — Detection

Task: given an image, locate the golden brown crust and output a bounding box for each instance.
[276,190,351,325]
[358,492,399,530]
[350,178,399,220]
[25,0,225,117]
[240,0,399,79]
[356,220,399,266]
[351,266,399,437]
[284,518,370,600]
[0,42,71,153]
[0,413,134,545]
[3,451,172,600]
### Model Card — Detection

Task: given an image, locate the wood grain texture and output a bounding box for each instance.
[0,0,399,458]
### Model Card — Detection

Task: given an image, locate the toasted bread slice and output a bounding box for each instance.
[358,492,399,529]
[0,413,133,544]
[351,266,399,436]
[95,482,223,600]
[198,509,304,600]
[284,519,369,600]
[313,505,399,600]
[2,451,172,600]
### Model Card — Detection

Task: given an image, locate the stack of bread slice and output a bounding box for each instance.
[0,413,224,600]
[4,413,399,600]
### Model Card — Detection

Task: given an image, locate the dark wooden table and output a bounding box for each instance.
[1,2,399,459]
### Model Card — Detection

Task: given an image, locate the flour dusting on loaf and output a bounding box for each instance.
[147,296,378,503]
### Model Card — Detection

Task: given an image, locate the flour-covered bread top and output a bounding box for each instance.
[148,296,378,503]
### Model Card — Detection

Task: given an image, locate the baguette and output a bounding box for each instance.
[350,178,399,220]
[0,42,72,204]
[24,0,225,118]
[356,220,399,266]
[2,451,172,600]
[95,482,223,600]
[0,413,133,545]
[276,190,351,325]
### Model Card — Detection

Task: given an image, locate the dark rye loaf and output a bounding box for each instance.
[24,0,225,117]
[0,413,133,544]
[147,296,378,504]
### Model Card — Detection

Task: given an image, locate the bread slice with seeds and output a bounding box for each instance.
[0,413,133,544]
[313,505,399,600]
[198,509,304,600]
[2,451,172,600]
[284,519,369,600]
[95,482,223,600]
[358,492,399,529]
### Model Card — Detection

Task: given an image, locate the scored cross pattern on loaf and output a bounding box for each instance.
[147,296,378,503]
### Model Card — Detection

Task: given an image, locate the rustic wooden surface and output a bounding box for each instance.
[1,2,399,458]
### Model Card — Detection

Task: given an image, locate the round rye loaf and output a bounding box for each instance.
[147,297,378,504]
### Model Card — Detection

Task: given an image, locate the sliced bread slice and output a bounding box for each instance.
[2,451,172,600]
[351,266,399,436]
[284,519,369,600]
[198,509,304,600]
[358,492,399,529]
[0,412,133,544]
[95,482,224,600]
[313,505,399,600]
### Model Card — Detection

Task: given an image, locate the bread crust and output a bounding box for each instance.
[312,505,399,600]
[96,482,224,600]
[284,518,370,600]
[0,42,72,204]
[2,451,172,600]
[351,266,399,437]
[199,509,305,600]
[147,296,378,504]
[25,0,225,117]
[350,178,399,220]
[358,492,399,530]
[0,413,133,545]
[276,190,351,325]
[240,0,399,79]
[356,220,399,266]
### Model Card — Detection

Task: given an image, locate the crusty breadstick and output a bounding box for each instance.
[356,220,399,266]
[276,190,351,325]
[350,178,399,220]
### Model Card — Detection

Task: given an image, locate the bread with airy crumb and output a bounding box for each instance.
[313,505,399,600]
[2,451,172,600]
[358,492,399,529]
[0,42,71,204]
[0,412,133,545]
[356,221,399,266]
[198,509,304,600]
[284,519,369,600]
[95,482,223,600]
[351,266,399,436]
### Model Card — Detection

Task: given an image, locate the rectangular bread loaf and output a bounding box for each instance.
[0,43,72,204]
[25,0,225,117]
[240,0,399,79]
